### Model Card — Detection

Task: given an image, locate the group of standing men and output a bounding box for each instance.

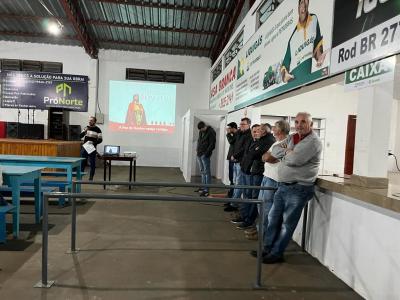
[196,112,322,264]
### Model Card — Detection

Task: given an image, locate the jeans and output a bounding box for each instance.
[231,164,244,205]
[265,183,315,257]
[239,174,263,225]
[81,147,97,180]
[228,160,234,197]
[197,155,211,192]
[257,176,279,247]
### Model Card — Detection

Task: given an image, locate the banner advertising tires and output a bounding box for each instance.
[0,71,89,111]
[331,0,400,74]
[209,0,334,111]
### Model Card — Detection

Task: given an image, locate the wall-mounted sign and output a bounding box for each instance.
[0,70,89,111]
[344,56,396,91]
[209,0,334,111]
[331,0,400,74]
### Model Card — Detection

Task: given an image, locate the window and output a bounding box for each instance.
[126,68,185,84]
[224,31,244,67]
[0,59,63,73]
[257,0,284,29]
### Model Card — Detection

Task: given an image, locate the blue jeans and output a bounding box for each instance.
[232,164,244,204]
[81,147,97,180]
[240,174,263,225]
[197,155,211,192]
[265,183,315,257]
[257,176,279,247]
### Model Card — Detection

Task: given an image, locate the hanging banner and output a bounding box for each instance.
[331,0,400,74]
[344,55,396,91]
[0,70,89,111]
[209,0,334,111]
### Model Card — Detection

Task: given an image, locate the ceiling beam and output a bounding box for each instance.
[211,0,246,62]
[91,0,228,15]
[59,0,98,58]
[0,13,67,23]
[0,30,77,40]
[87,19,219,36]
[98,39,210,52]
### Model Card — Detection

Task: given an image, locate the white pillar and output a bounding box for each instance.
[353,81,394,178]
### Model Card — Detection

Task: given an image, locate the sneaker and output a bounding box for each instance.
[262,254,284,264]
[224,205,238,212]
[245,232,258,240]
[199,191,209,197]
[230,218,243,224]
[244,227,257,235]
[236,223,254,230]
[194,188,203,193]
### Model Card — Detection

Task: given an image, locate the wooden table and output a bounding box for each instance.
[1,165,43,238]
[101,155,137,190]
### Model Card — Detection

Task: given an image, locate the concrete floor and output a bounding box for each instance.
[0,166,362,300]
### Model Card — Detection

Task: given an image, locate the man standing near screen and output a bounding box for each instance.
[280,0,327,83]
[125,94,147,126]
[196,121,216,197]
[80,116,103,180]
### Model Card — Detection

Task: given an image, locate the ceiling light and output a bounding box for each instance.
[48,22,61,35]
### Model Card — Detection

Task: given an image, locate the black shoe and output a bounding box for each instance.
[224,202,230,207]
[262,254,284,264]
[194,188,203,193]
[236,223,254,230]
[230,218,243,224]
[250,249,269,258]
[199,191,209,197]
[224,205,238,212]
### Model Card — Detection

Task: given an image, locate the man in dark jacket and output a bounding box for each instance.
[234,123,276,229]
[225,117,252,212]
[226,122,238,198]
[196,121,216,197]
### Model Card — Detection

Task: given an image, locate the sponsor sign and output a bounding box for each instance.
[344,55,396,91]
[209,0,334,111]
[331,0,400,74]
[0,70,88,111]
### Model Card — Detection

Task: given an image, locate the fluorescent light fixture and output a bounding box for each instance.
[48,22,61,35]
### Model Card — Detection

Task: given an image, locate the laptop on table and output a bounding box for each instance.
[103,145,120,156]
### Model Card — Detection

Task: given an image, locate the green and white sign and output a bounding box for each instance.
[209,0,335,111]
[344,56,396,91]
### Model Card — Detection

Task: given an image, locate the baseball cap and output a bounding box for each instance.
[227,122,237,129]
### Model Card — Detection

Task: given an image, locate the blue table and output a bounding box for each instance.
[0,155,84,192]
[1,165,43,238]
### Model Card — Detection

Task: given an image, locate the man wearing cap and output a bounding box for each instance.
[226,122,238,198]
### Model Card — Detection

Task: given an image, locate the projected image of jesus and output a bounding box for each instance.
[125,94,147,126]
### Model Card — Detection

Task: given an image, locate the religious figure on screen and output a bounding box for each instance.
[125,94,147,126]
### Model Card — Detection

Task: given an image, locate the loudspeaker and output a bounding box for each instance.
[18,124,44,139]
[67,125,81,141]
[6,122,18,138]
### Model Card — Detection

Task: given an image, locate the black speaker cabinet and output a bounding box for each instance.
[67,125,81,141]
[6,122,18,138]
[18,124,44,139]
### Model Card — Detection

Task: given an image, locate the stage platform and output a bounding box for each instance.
[0,138,81,157]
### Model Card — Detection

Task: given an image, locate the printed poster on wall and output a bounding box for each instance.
[0,70,88,111]
[209,0,334,111]
[331,0,400,74]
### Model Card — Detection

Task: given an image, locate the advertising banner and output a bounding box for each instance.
[209,0,334,111]
[0,70,89,111]
[331,0,400,74]
[344,55,396,91]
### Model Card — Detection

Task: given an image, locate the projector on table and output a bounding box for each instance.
[123,151,136,157]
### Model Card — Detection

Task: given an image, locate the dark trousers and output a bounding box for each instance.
[228,160,234,197]
[80,148,96,180]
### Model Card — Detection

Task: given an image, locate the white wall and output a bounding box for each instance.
[293,189,400,299]
[98,50,211,167]
[256,83,359,175]
[0,41,97,133]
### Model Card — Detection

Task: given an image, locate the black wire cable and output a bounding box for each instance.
[389,153,400,172]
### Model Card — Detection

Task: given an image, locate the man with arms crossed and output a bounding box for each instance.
[261,112,321,264]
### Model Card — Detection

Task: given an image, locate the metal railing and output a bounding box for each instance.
[35,180,277,289]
